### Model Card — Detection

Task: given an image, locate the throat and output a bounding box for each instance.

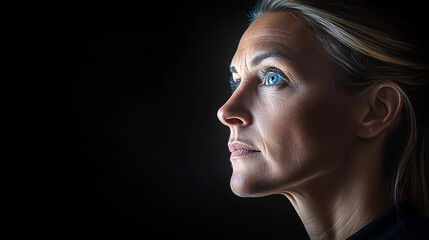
[283,170,393,240]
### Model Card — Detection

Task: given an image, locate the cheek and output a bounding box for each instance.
[258,90,357,188]
[298,92,357,158]
[229,88,358,197]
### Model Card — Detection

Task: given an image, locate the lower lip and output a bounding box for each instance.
[230,149,260,158]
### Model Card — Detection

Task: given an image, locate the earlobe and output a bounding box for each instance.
[357,83,404,139]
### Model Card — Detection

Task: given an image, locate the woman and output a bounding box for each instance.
[217,0,428,239]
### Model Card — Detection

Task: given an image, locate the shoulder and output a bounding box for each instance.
[347,201,428,240]
[395,216,429,240]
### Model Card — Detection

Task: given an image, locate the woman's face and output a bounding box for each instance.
[217,13,361,197]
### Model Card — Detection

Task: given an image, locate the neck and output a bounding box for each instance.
[283,139,393,240]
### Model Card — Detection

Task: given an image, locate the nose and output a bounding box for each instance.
[217,91,252,128]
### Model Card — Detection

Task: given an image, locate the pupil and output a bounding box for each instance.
[269,74,277,83]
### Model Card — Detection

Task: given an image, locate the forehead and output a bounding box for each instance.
[231,12,316,69]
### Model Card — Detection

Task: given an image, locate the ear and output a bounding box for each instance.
[357,83,404,139]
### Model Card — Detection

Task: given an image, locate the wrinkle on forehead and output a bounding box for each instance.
[241,12,307,43]
[231,43,296,77]
[239,29,294,45]
[231,12,313,74]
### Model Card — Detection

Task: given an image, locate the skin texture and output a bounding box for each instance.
[217,13,403,240]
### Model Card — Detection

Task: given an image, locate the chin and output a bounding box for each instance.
[230,171,278,198]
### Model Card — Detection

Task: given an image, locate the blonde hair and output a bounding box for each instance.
[251,0,429,216]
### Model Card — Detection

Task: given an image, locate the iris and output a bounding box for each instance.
[266,72,284,85]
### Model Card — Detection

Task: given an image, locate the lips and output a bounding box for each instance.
[228,142,261,158]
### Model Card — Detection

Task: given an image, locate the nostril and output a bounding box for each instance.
[218,105,251,127]
[225,117,245,126]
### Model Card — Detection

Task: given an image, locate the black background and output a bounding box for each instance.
[36,0,427,238]
[47,0,305,238]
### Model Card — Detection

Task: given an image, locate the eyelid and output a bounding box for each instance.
[228,66,292,93]
[230,71,241,82]
[230,75,241,84]
[229,76,240,93]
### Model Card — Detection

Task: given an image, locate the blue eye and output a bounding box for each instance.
[266,72,284,85]
[229,77,240,93]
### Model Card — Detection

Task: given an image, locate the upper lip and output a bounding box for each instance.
[228,141,260,153]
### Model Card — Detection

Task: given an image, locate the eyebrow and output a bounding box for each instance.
[251,52,292,66]
[229,52,293,73]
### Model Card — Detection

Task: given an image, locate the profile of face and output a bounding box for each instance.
[217,13,363,197]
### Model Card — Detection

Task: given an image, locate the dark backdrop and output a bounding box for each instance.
[44,0,428,237]
[50,0,305,238]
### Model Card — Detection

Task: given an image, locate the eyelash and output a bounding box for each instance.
[229,67,288,93]
[229,77,240,93]
[260,67,289,87]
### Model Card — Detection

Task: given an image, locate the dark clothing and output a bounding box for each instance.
[305,201,429,239]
